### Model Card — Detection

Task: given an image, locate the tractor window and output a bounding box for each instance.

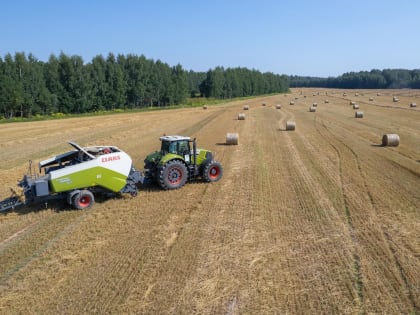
[178,140,190,155]
[161,141,177,154]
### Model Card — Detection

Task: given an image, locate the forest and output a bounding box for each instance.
[1,51,419,119]
[0,52,288,118]
[289,69,420,89]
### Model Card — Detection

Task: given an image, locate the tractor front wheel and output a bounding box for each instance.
[203,160,223,182]
[72,190,95,210]
[158,160,188,190]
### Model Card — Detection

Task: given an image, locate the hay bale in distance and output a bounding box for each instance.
[243,105,249,110]
[382,134,400,147]
[393,96,399,102]
[355,111,364,118]
[289,100,295,105]
[350,101,356,105]
[369,97,374,101]
[312,102,318,107]
[309,106,316,112]
[226,133,239,145]
[276,104,282,109]
[324,99,329,103]
[238,113,246,120]
[286,121,296,131]
[353,104,360,109]
[203,105,208,109]
[410,102,417,107]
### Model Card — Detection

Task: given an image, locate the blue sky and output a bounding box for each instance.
[1,0,419,77]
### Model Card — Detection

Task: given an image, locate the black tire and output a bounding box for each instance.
[203,160,223,182]
[72,190,94,209]
[158,160,188,190]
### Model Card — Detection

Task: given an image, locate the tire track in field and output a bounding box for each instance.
[0,210,90,288]
[272,105,362,312]
[180,107,228,136]
[314,116,419,313]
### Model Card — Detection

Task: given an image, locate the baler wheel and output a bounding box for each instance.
[72,190,94,209]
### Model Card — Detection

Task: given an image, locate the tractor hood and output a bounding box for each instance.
[144,151,162,165]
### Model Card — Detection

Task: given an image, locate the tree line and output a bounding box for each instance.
[0,52,289,118]
[289,69,420,89]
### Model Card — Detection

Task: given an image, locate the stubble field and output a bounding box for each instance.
[0,88,419,314]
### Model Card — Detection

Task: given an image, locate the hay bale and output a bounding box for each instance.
[324,99,329,103]
[309,106,316,112]
[353,104,359,109]
[355,111,364,118]
[410,102,417,107]
[286,121,296,131]
[369,97,374,101]
[382,134,400,147]
[350,101,356,105]
[203,105,208,109]
[377,92,381,96]
[393,96,399,102]
[226,133,239,145]
[289,100,295,105]
[355,93,359,96]
[312,102,318,107]
[238,113,245,120]
[243,105,249,110]
[343,93,347,96]
[276,104,282,109]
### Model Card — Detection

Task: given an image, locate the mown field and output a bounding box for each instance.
[0,88,419,314]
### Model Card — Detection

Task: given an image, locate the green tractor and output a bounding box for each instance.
[143,135,223,190]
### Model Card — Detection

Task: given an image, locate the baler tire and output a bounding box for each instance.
[203,160,223,182]
[158,160,188,190]
[72,190,94,210]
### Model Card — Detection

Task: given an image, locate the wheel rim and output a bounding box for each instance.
[79,195,91,207]
[208,166,220,179]
[168,167,183,184]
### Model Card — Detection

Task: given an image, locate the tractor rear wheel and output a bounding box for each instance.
[158,160,188,190]
[72,190,94,209]
[203,160,223,182]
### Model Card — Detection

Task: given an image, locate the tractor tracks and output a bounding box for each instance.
[314,116,419,313]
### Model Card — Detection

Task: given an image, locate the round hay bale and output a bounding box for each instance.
[226,133,239,145]
[410,102,417,107]
[343,93,347,96]
[203,105,208,109]
[369,97,374,101]
[238,113,246,120]
[355,111,364,118]
[324,99,329,103]
[276,104,282,109]
[309,106,316,112]
[289,100,295,105]
[393,96,399,102]
[286,121,296,131]
[353,104,359,109]
[355,93,359,96]
[243,105,249,110]
[377,92,381,96]
[350,101,355,105]
[382,134,400,147]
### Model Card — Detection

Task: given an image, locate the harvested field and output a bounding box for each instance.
[0,88,419,314]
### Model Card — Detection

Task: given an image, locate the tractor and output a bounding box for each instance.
[143,135,223,190]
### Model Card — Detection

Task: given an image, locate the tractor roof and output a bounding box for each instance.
[159,135,190,142]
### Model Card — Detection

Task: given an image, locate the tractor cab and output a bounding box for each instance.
[160,135,191,159]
